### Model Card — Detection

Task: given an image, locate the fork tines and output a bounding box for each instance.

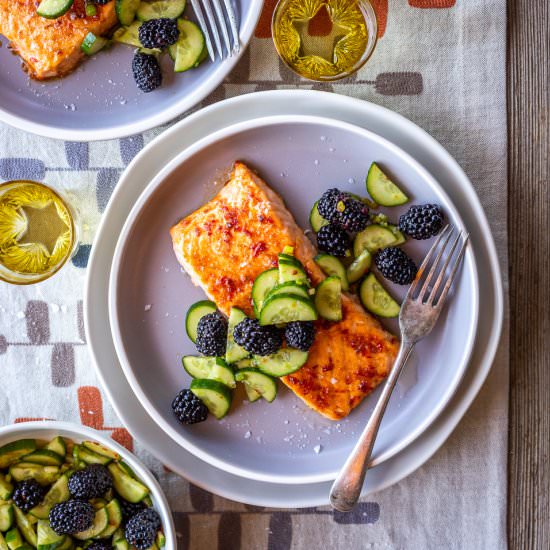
[410,225,469,307]
[191,0,240,61]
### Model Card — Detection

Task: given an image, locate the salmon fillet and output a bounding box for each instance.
[170,162,399,420]
[0,0,117,79]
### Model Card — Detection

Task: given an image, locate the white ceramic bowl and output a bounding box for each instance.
[0,421,176,549]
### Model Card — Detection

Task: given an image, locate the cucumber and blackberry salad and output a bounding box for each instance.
[0,436,165,550]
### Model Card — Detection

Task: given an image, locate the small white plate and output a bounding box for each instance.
[85,90,503,506]
[108,114,478,484]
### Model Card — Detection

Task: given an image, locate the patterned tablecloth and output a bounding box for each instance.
[0,1,508,548]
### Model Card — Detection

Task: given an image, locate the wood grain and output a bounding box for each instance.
[507,0,550,548]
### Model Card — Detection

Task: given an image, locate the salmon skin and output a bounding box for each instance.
[0,0,117,80]
[170,162,399,420]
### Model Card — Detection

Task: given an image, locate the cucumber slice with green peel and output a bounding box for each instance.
[0,504,13,532]
[112,22,161,54]
[36,0,73,19]
[182,357,236,388]
[9,464,59,485]
[388,225,406,245]
[360,274,400,318]
[259,294,317,325]
[252,268,279,316]
[36,520,65,550]
[29,475,70,520]
[171,20,205,72]
[278,260,308,286]
[225,308,249,363]
[55,538,73,550]
[116,0,140,25]
[264,282,311,302]
[81,441,120,461]
[81,33,109,56]
[44,437,66,458]
[347,250,372,283]
[76,446,111,466]
[235,369,278,403]
[107,464,149,503]
[117,461,136,479]
[73,507,108,541]
[156,531,166,548]
[235,358,254,369]
[113,535,129,550]
[185,300,217,343]
[190,379,232,419]
[0,474,13,500]
[314,276,342,321]
[13,507,36,547]
[309,201,329,232]
[253,348,309,377]
[314,254,349,291]
[96,499,122,538]
[0,440,36,469]
[0,533,7,550]
[366,163,409,206]
[277,253,301,266]
[137,0,186,21]
[282,245,294,255]
[24,449,63,466]
[244,384,261,403]
[353,224,399,256]
[4,528,23,550]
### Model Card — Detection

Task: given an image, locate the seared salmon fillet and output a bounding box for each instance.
[170,162,399,420]
[0,0,117,79]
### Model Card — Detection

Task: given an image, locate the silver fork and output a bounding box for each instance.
[330,224,469,512]
[190,0,240,61]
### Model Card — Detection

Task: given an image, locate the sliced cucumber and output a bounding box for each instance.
[0,474,13,500]
[235,358,254,369]
[96,499,122,538]
[244,385,261,403]
[171,20,205,73]
[36,0,74,19]
[278,259,308,286]
[185,300,217,343]
[73,507,108,541]
[182,357,236,389]
[253,348,308,377]
[24,449,63,467]
[0,533,7,550]
[366,163,409,206]
[116,0,140,26]
[346,250,372,283]
[112,22,160,54]
[0,504,13,532]
[81,33,109,56]
[309,201,329,232]
[29,474,70,520]
[235,369,278,403]
[360,273,400,318]
[314,254,349,291]
[55,536,73,550]
[137,0,186,21]
[44,437,66,458]
[282,245,294,255]
[264,282,311,302]
[315,276,342,321]
[117,461,136,479]
[251,268,279,316]
[36,519,65,550]
[9,464,59,485]
[353,224,399,256]
[4,528,23,550]
[190,379,232,419]
[156,531,166,548]
[107,464,149,503]
[388,224,407,245]
[0,440,36,469]
[259,294,317,325]
[13,507,36,547]
[76,445,111,466]
[225,308,249,363]
[81,441,120,461]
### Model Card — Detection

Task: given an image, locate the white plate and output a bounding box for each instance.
[85,90,503,507]
[108,114,478,484]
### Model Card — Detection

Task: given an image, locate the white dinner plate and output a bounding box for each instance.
[107,114,478,484]
[85,90,503,507]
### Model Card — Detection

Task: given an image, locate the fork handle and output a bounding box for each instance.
[329,341,415,512]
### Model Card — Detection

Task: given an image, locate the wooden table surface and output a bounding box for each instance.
[507,0,549,548]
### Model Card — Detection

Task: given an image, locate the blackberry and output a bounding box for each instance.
[316,224,351,257]
[120,499,146,524]
[68,464,113,500]
[334,196,369,232]
[87,541,113,550]
[317,188,343,222]
[374,248,417,285]
[284,321,316,351]
[137,508,161,531]
[398,204,444,240]
[125,509,159,550]
[195,312,228,356]
[49,500,95,535]
[132,52,162,93]
[138,18,180,49]
[172,389,208,425]
[233,318,282,356]
[12,479,46,512]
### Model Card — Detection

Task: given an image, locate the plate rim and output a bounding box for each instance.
[84,90,504,506]
[107,112,480,485]
[0,0,263,142]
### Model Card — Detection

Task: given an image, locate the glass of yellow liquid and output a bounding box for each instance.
[272,0,378,82]
[0,180,78,285]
